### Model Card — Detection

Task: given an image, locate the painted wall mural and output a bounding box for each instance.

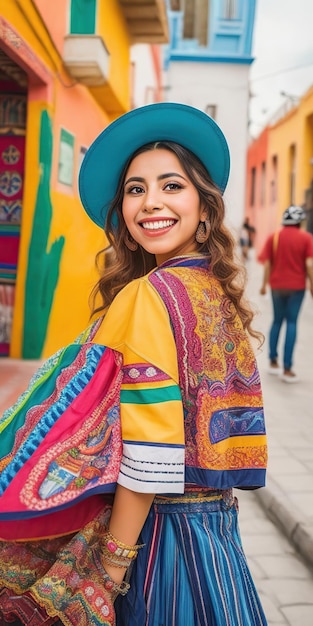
[22,110,65,359]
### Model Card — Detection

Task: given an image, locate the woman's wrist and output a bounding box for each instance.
[102,561,128,586]
[100,528,145,585]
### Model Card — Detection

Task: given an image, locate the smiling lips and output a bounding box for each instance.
[140,219,177,231]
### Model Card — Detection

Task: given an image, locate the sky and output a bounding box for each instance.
[248,0,313,138]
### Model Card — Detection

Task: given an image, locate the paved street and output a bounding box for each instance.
[238,253,313,625]
[0,254,312,625]
[237,490,313,626]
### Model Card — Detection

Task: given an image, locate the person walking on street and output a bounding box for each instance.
[259,205,313,382]
[0,103,268,626]
[239,217,255,262]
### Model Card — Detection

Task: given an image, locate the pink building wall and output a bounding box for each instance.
[245,127,278,254]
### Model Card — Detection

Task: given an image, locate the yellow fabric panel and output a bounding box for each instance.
[120,400,184,445]
[93,277,179,383]
[122,346,145,365]
[198,433,268,471]
[215,435,268,452]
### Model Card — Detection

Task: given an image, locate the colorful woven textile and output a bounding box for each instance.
[0,224,20,281]
[149,256,267,488]
[115,491,268,626]
[0,283,14,356]
[94,255,267,492]
[0,505,116,626]
[0,320,122,540]
[0,254,267,625]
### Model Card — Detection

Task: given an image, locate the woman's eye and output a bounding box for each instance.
[126,185,144,194]
[164,182,182,191]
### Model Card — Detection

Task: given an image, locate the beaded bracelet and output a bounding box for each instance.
[103,571,130,597]
[101,550,133,569]
[102,530,145,560]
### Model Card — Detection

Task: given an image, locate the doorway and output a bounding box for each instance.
[0,50,27,356]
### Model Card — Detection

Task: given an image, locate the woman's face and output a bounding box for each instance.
[122,148,207,265]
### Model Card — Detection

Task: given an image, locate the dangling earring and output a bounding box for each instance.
[124,231,138,251]
[195,219,210,244]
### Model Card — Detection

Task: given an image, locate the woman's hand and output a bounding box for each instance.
[101,485,155,587]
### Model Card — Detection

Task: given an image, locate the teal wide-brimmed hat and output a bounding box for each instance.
[79,102,230,229]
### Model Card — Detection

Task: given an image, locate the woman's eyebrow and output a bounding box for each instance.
[124,176,145,185]
[158,172,187,181]
[125,172,187,185]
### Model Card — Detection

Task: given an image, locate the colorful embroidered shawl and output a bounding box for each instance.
[94,255,267,493]
[0,255,266,542]
[149,256,267,488]
[0,255,267,626]
[0,320,123,540]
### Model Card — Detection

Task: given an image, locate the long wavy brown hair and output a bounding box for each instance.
[91,141,262,344]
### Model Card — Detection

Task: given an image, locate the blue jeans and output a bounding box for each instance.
[269,289,305,370]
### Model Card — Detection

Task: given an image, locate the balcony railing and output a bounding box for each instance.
[63,35,110,86]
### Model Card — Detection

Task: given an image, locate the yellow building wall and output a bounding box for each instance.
[269,110,300,220]
[92,0,131,116]
[43,83,110,357]
[268,87,313,221]
[2,0,132,358]
[300,87,313,191]
[34,0,131,117]
[1,0,60,71]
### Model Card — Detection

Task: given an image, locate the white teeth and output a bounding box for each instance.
[141,220,175,230]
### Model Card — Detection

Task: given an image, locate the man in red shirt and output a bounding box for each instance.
[259,205,313,382]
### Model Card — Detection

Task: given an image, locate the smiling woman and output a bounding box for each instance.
[122,147,205,265]
[0,103,268,626]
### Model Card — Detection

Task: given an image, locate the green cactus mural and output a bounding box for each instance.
[22,110,65,358]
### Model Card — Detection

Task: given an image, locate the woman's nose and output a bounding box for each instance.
[144,190,164,212]
[144,184,164,212]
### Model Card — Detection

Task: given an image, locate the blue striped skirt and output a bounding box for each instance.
[115,490,267,626]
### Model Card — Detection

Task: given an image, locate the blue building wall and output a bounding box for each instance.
[165,0,256,67]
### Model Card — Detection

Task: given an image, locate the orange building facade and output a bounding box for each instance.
[246,85,313,255]
[0,0,168,359]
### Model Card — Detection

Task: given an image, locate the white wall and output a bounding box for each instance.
[131,44,161,108]
[164,62,251,234]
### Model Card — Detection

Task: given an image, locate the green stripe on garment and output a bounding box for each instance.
[120,385,181,404]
